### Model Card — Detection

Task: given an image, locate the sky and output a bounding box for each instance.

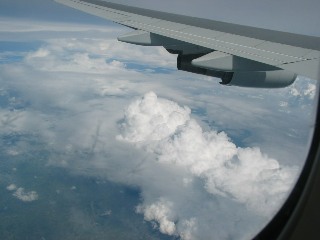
[0,0,318,240]
[1,0,320,36]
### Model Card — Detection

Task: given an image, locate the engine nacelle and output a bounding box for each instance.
[177,53,296,88]
[220,70,297,88]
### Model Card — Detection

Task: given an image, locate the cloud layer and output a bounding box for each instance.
[0,19,316,239]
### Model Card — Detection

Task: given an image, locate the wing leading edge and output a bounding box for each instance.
[55,0,320,87]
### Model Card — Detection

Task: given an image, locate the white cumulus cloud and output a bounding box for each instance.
[136,199,177,236]
[6,184,17,191]
[13,188,39,202]
[8,186,39,202]
[118,92,191,142]
[118,92,299,238]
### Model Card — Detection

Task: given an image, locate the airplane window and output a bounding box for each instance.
[0,0,318,239]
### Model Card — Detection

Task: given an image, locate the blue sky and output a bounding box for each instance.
[0,1,318,239]
[0,0,108,24]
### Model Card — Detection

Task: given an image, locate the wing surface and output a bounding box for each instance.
[55,0,320,80]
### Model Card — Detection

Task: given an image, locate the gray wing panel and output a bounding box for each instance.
[55,0,320,80]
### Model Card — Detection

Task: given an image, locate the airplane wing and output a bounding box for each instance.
[54,0,320,88]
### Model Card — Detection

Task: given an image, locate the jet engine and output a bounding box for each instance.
[178,53,297,88]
